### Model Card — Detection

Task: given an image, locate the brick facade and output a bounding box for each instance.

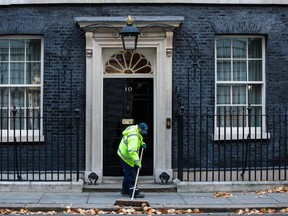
[0,4,287,178]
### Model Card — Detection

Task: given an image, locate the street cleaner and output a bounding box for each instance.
[117,122,148,198]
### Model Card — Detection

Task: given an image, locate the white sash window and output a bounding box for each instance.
[214,36,269,140]
[0,36,43,141]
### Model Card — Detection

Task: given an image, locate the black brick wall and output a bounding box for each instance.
[0,4,287,174]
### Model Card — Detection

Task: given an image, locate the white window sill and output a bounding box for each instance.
[212,128,270,141]
[0,136,45,143]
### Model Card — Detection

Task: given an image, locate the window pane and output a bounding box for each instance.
[104,51,153,74]
[26,88,41,107]
[249,60,262,81]
[26,39,41,61]
[26,108,40,129]
[250,106,262,127]
[0,39,9,61]
[217,106,230,127]
[0,62,8,84]
[248,38,262,58]
[233,60,247,81]
[231,106,247,127]
[0,88,9,107]
[217,39,231,58]
[232,85,246,104]
[232,106,246,127]
[10,87,25,107]
[27,62,41,84]
[10,63,25,84]
[233,39,246,58]
[248,84,262,104]
[10,39,25,61]
[217,85,230,104]
[217,106,247,127]
[217,60,231,81]
[10,108,25,130]
[0,107,8,129]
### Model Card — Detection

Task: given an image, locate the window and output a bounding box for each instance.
[103,50,153,75]
[0,36,43,141]
[214,36,268,140]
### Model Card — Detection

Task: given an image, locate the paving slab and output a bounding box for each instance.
[88,192,122,204]
[144,193,186,205]
[229,193,279,204]
[39,192,89,204]
[181,195,234,205]
[268,193,288,204]
[0,192,43,204]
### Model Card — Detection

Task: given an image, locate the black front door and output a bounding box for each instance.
[103,78,153,176]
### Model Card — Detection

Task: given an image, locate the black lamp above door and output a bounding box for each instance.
[120,15,140,51]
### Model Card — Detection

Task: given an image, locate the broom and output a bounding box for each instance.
[114,147,150,207]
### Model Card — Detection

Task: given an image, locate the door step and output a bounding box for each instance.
[83,177,176,192]
[83,183,176,192]
[83,176,177,193]
[101,176,155,184]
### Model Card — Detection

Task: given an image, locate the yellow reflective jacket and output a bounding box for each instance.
[117,125,143,167]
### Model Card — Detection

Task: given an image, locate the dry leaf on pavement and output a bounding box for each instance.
[255,186,288,195]
[214,191,233,198]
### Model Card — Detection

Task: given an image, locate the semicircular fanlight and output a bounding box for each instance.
[104,51,153,74]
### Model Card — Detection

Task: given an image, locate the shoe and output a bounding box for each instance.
[129,193,145,198]
[121,190,129,196]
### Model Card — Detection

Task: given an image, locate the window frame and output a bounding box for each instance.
[0,35,44,142]
[214,35,269,141]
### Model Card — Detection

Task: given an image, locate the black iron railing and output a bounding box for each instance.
[1,106,287,182]
[176,106,288,181]
[0,108,84,181]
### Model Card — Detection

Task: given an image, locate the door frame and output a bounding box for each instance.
[76,16,184,183]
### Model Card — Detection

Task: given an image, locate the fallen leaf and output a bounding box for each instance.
[214,191,233,198]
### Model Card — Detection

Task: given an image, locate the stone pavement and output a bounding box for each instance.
[0,190,287,213]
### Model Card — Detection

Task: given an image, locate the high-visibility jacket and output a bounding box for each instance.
[117,125,143,167]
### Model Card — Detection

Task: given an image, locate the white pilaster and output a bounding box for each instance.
[84,31,95,182]
[154,31,174,183]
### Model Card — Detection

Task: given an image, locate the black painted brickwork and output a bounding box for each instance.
[0,4,287,174]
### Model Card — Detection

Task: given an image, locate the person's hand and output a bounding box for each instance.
[142,142,147,149]
[136,163,142,169]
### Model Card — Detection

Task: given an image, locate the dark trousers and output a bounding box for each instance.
[120,158,139,195]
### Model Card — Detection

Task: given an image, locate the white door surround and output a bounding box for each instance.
[75,16,184,183]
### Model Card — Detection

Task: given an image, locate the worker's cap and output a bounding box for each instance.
[139,122,148,134]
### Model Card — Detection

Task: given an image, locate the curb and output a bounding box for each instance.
[173,179,288,192]
[1,203,288,213]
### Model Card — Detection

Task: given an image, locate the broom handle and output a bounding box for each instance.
[131,147,144,200]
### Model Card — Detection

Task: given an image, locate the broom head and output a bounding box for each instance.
[114,199,150,207]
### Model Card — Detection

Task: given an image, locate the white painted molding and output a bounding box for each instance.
[75,16,184,28]
[1,0,287,5]
[81,16,177,183]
